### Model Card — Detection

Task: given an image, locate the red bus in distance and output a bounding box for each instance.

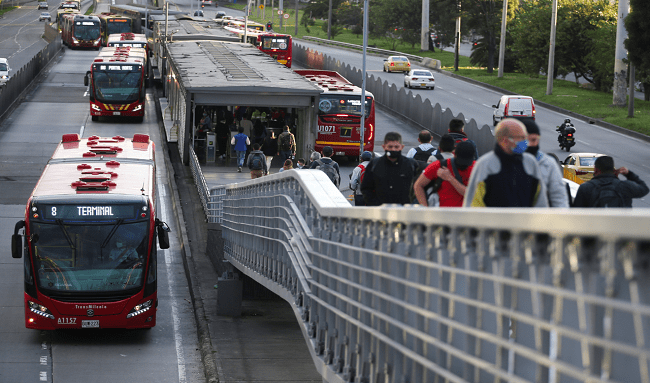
[61,14,101,49]
[295,69,376,158]
[256,33,292,68]
[84,46,148,122]
[12,133,170,330]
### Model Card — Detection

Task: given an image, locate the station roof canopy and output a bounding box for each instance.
[166,40,321,107]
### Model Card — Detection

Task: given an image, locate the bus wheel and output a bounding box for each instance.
[91,115,98,122]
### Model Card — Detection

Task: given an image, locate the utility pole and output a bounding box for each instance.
[454,1,460,71]
[360,0,368,158]
[327,0,332,39]
[628,63,635,117]
[612,0,630,106]
[497,0,508,78]
[420,0,429,51]
[279,0,283,28]
[546,0,558,95]
[294,0,298,36]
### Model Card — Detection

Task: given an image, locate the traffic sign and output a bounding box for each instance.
[283,13,289,19]
[277,10,283,15]
[259,4,264,9]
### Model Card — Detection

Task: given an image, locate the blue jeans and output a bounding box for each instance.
[279,150,293,165]
[236,150,246,167]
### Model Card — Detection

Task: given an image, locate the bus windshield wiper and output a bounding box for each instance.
[100,218,124,249]
[55,219,75,249]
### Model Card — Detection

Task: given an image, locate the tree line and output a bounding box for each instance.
[301,0,650,99]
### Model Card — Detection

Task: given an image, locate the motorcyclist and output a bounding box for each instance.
[556,118,574,136]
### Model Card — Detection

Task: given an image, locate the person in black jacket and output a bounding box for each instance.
[361,132,418,206]
[261,131,277,174]
[573,156,648,207]
[448,118,479,160]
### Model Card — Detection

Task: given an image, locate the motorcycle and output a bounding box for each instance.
[556,119,576,152]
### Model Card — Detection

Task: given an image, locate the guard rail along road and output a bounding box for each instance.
[195,143,650,383]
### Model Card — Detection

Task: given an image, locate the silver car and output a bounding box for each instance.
[404,69,435,90]
[39,12,51,22]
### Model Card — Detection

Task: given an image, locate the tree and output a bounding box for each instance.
[370,0,422,49]
[462,0,515,73]
[509,0,617,91]
[625,0,650,100]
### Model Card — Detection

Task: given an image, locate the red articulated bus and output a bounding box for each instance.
[106,33,149,58]
[11,133,170,330]
[256,33,292,68]
[295,70,376,158]
[61,14,101,49]
[84,46,148,122]
[97,12,134,46]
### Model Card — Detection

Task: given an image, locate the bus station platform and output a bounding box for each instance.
[158,96,322,383]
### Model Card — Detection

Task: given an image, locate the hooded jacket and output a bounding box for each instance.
[573,172,649,207]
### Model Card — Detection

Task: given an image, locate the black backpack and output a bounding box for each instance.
[592,180,626,207]
[279,132,293,151]
[248,153,264,170]
[413,147,435,163]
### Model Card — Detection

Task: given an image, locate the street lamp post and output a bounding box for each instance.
[359,0,368,158]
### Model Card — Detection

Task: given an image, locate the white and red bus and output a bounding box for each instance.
[97,13,134,46]
[106,33,149,58]
[295,69,376,157]
[11,133,170,330]
[84,46,148,122]
[61,14,101,49]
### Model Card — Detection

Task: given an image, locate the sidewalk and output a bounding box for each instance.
[157,96,321,383]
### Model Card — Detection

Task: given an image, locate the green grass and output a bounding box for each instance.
[0,6,16,16]
[228,4,650,136]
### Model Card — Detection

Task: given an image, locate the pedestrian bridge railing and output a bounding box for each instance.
[203,159,650,383]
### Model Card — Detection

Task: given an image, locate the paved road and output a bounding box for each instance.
[0,5,205,383]
[294,40,650,207]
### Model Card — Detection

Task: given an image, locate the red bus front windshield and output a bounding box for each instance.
[260,35,289,51]
[74,20,100,41]
[31,220,150,294]
[318,94,372,117]
[92,64,143,103]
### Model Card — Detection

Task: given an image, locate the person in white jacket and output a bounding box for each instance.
[522,120,570,207]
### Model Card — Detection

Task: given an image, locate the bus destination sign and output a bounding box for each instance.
[41,204,137,220]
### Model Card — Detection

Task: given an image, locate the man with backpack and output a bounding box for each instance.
[448,118,479,160]
[349,151,373,206]
[277,125,296,165]
[406,130,435,162]
[246,143,268,179]
[230,126,250,173]
[309,146,340,187]
[413,141,475,207]
[409,134,455,206]
[573,156,648,208]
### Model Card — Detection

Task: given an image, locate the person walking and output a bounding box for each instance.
[463,118,548,207]
[522,120,569,207]
[349,151,373,206]
[262,131,277,173]
[406,130,436,161]
[277,125,296,165]
[573,156,649,207]
[309,146,341,187]
[295,158,306,169]
[307,151,321,168]
[413,141,475,207]
[246,143,267,179]
[448,118,479,160]
[230,126,250,173]
[360,132,418,206]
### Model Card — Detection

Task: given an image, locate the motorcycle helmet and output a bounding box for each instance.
[564,118,571,124]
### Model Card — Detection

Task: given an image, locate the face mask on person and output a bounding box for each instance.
[509,138,528,154]
[386,150,402,158]
[525,145,539,156]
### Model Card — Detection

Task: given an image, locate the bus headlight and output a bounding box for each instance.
[132,104,142,112]
[91,104,101,111]
[127,299,152,318]
[28,301,55,320]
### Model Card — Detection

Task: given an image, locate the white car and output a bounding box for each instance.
[39,12,52,22]
[404,69,435,90]
[492,95,536,126]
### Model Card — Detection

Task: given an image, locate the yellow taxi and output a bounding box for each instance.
[383,56,411,73]
[560,152,605,184]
